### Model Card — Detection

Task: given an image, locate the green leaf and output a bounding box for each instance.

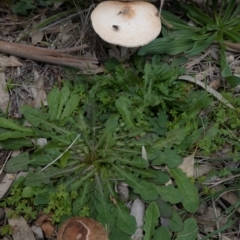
[153,226,171,240]
[72,182,91,216]
[59,151,70,168]
[115,96,135,128]
[225,75,240,87]
[21,186,36,198]
[96,202,115,230]
[112,204,136,235]
[157,185,183,204]
[221,0,237,23]
[70,169,96,191]
[150,170,170,185]
[47,88,61,121]
[0,117,32,132]
[186,33,216,55]
[138,37,194,56]
[4,152,30,173]
[112,165,158,200]
[175,218,198,240]
[25,166,82,187]
[169,168,199,213]
[118,156,148,168]
[20,105,70,135]
[110,227,131,240]
[12,0,35,15]
[181,3,215,25]
[136,169,158,179]
[0,138,33,150]
[151,148,183,168]
[60,94,80,120]
[161,10,197,30]
[0,130,35,141]
[95,117,118,149]
[220,45,232,77]
[153,129,187,149]
[143,202,160,240]
[223,29,240,42]
[56,84,70,119]
[95,173,115,229]
[155,198,172,218]
[169,209,184,232]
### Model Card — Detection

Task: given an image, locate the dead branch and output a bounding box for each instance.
[0,40,98,70]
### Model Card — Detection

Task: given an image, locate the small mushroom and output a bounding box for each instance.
[91,1,161,47]
[56,217,108,240]
[41,220,55,238]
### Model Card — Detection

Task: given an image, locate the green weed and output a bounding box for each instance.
[0,55,239,239]
[139,0,240,87]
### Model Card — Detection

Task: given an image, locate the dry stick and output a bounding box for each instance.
[224,41,240,52]
[0,40,98,69]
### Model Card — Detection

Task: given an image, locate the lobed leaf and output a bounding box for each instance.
[143,202,160,240]
[60,94,80,120]
[175,218,198,240]
[112,165,158,201]
[72,182,91,216]
[47,88,61,121]
[0,130,35,141]
[169,168,199,213]
[169,209,184,232]
[115,96,135,128]
[112,204,136,235]
[0,117,33,133]
[157,185,183,204]
[94,173,116,229]
[110,227,131,240]
[152,226,171,240]
[5,152,30,173]
[153,129,187,149]
[151,148,183,168]
[0,138,33,150]
[117,156,148,168]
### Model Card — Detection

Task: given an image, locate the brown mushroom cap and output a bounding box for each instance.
[91,1,161,47]
[57,217,108,240]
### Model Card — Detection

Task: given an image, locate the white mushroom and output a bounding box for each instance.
[91,1,161,48]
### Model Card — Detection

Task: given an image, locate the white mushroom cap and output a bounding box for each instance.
[91,1,161,47]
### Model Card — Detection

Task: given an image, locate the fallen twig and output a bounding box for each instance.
[0,40,98,70]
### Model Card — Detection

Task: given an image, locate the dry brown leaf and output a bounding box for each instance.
[60,21,79,44]
[0,24,17,35]
[195,66,216,81]
[194,162,213,178]
[0,55,23,67]
[222,236,232,240]
[31,30,44,45]
[185,50,210,69]
[0,72,9,111]
[29,70,47,108]
[178,154,195,177]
